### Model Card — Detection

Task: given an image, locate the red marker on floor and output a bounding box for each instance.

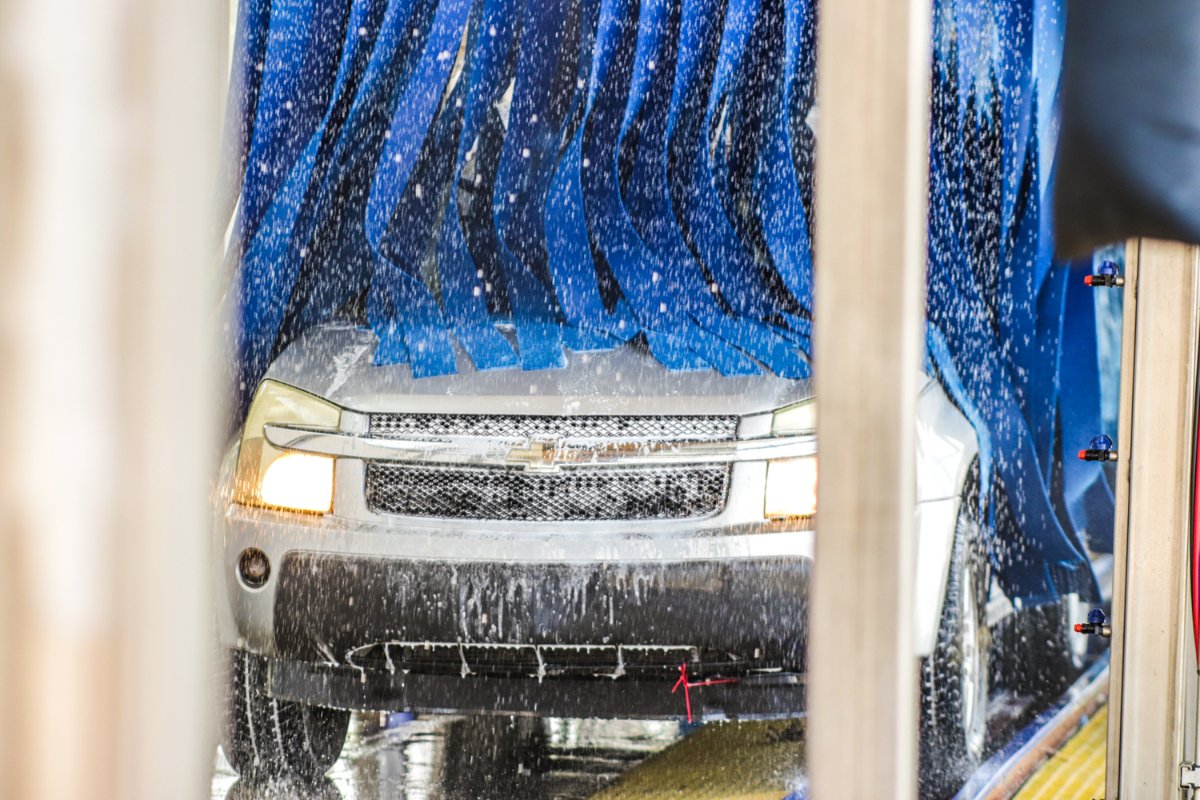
[671,663,739,723]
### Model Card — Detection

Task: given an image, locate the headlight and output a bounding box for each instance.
[766,400,818,518]
[771,398,817,435]
[765,457,818,519]
[234,380,341,514]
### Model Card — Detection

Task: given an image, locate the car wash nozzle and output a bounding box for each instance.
[1078,434,1117,462]
[1074,608,1112,638]
[1084,261,1124,288]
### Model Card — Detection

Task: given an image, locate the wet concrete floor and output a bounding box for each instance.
[212,714,693,800]
[212,654,1093,799]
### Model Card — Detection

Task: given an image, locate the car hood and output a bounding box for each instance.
[263,323,818,417]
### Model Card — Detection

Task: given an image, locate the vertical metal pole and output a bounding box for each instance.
[0,1,223,799]
[1106,239,1199,799]
[808,0,932,795]
[113,2,224,798]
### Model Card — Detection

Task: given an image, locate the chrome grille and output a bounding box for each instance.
[368,413,739,441]
[365,463,731,521]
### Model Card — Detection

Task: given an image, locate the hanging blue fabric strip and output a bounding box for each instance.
[1057,261,1114,545]
[754,0,815,319]
[433,0,521,371]
[619,0,778,377]
[237,0,361,390]
[926,53,1094,601]
[661,0,811,376]
[219,0,272,235]
[237,0,394,391]
[995,0,1034,231]
[717,0,780,253]
[281,0,448,362]
[626,0,787,376]
[576,0,711,371]
[543,0,638,347]
[239,0,344,250]
[544,124,638,344]
[485,0,592,371]
[669,0,807,342]
[364,0,476,376]
[580,0,769,374]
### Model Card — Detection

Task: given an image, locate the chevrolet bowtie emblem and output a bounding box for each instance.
[506,439,563,472]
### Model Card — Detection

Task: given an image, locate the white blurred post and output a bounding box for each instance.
[0,0,223,798]
[809,0,932,795]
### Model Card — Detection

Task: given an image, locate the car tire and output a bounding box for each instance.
[919,464,991,800]
[222,649,350,783]
[1001,594,1087,698]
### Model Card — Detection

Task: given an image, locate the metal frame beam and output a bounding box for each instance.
[808,0,932,794]
[1106,239,1200,799]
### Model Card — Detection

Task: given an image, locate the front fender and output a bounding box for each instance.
[914,378,980,656]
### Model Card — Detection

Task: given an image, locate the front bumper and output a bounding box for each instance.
[269,656,806,720]
[266,551,810,718]
[217,500,813,718]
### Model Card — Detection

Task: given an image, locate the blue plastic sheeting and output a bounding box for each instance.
[226,0,1118,602]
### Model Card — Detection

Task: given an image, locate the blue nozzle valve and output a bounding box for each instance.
[1078,434,1117,462]
[1074,608,1111,638]
[1084,261,1124,288]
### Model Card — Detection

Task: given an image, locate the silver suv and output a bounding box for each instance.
[216,322,983,784]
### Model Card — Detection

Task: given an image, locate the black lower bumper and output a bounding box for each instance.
[271,552,810,717]
[269,658,805,719]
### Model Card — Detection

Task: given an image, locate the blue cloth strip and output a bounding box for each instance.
[364,0,475,375]
[754,0,815,319]
[238,0,344,250]
[668,0,807,341]
[434,0,521,370]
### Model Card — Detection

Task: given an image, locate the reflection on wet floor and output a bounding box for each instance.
[212,647,1096,800]
[212,714,686,800]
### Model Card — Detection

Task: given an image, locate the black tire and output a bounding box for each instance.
[919,464,992,800]
[222,650,351,783]
[999,595,1087,699]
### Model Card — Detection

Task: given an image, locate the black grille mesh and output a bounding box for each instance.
[368,413,739,441]
[365,463,731,521]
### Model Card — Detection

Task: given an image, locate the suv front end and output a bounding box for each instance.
[216,325,825,721]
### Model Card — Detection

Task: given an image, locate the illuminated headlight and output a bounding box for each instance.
[233,380,341,514]
[765,400,818,519]
[765,457,819,519]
